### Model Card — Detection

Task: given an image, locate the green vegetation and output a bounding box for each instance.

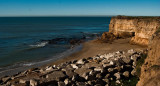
[110,76,139,86]
[110,53,148,86]
[136,53,147,77]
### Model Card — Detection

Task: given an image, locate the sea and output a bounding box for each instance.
[0,17,111,75]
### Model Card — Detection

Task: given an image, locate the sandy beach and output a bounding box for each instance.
[51,38,146,65]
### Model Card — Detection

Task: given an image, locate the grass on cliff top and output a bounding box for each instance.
[113,15,160,20]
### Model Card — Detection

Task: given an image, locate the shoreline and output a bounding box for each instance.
[0,37,146,78]
[0,37,148,86]
[0,44,83,78]
[50,38,146,66]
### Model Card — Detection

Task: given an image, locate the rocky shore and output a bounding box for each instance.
[0,49,146,86]
[1,16,159,86]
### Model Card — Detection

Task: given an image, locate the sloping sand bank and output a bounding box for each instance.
[52,38,146,65]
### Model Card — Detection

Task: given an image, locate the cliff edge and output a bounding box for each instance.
[109,16,160,46]
[137,31,160,86]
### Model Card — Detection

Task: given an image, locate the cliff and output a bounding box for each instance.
[137,31,160,86]
[109,16,160,46]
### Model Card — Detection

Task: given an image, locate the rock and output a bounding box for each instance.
[94,67,103,72]
[76,82,87,86]
[109,61,115,65]
[94,84,102,86]
[104,74,110,79]
[71,64,79,69]
[116,80,121,84]
[123,71,130,77]
[105,84,109,86]
[104,53,115,60]
[96,73,102,79]
[58,81,65,86]
[45,66,54,72]
[102,79,109,83]
[114,72,121,80]
[122,57,131,64]
[72,74,79,81]
[61,65,74,72]
[85,75,96,81]
[46,71,66,81]
[65,70,77,78]
[108,68,114,72]
[64,78,70,85]
[101,32,116,42]
[114,66,122,72]
[2,76,11,84]
[74,68,91,78]
[95,79,106,85]
[131,69,136,76]
[76,59,85,65]
[87,81,92,85]
[82,62,102,69]
[131,54,140,62]
[128,49,135,54]
[72,60,78,64]
[30,79,38,86]
[103,64,112,68]
[19,79,29,84]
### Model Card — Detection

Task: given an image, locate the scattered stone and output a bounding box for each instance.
[71,64,79,69]
[30,79,38,86]
[123,71,130,77]
[103,79,109,83]
[114,72,121,80]
[122,57,131,64]
[58,81,65,86]
[76,59,85,65]
[128,49,135,54]
[76,82,87,86]
[74,68,91,78]
[116,80,121,84]
[96,73,102,79]
[131,69,136,76]
[19,79,29,84]
[64,78,70,85]
[94,67,103,72]
[65,70,77,78]
[46,71,66,81]
[0,49,144,86]
[108,68,114,72]
[2,77,11,84]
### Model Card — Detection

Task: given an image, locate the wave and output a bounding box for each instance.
[0,44,82,77]
[29,42,48,48]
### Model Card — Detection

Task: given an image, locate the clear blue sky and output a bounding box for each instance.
[0,0,160,16]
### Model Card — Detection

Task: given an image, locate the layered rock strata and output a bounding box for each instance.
[137,32,160,86]
[109,16,160,46]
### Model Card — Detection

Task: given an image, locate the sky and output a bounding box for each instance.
[0,0,160,17]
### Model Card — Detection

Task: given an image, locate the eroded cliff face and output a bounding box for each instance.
[109,16,160,46]
[137,32,160,86]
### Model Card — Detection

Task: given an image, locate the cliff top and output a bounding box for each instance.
[113,15,160,21]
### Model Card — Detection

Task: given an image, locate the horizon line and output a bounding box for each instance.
[0,15,159,17]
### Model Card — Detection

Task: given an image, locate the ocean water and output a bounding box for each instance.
[0,17,111,71]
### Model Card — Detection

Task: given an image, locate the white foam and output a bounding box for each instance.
[29,42,48,48]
